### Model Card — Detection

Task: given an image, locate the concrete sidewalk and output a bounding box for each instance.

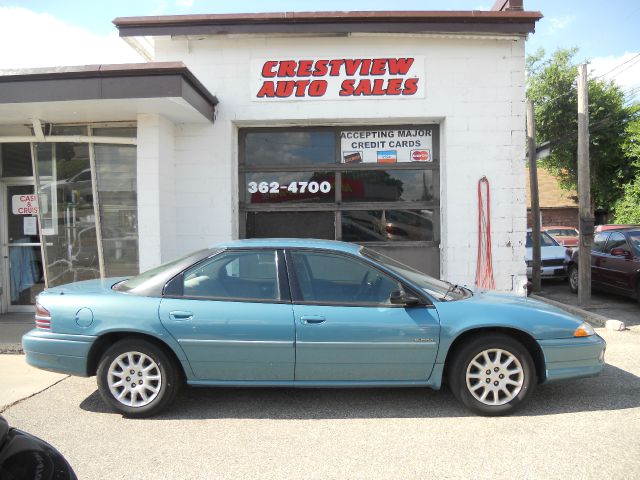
[0,354,67,412]
[0,313,33,354]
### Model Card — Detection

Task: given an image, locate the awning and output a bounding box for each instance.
[0,62,218,125]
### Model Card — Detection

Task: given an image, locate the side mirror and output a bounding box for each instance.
[390,289,423,306]
[610,248,633,259]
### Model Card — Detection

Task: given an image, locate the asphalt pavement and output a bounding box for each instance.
[2,325,639,480]
[535,279,640,327]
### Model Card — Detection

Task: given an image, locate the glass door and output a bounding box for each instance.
[2,183,45,311]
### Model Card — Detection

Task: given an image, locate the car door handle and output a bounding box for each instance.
[300,315,326,324]
[169,311,193,321]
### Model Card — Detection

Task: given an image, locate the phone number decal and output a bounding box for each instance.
[247,181,332,194]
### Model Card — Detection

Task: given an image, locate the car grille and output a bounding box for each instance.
[541,259,564,267]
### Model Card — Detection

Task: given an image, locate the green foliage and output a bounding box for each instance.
[613,116,640,223]
[526,48,638,211]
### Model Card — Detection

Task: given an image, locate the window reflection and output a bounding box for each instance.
[342,170,435,202]
[95,144,138,277]
[244,132,335,166]
[342,210,434,242]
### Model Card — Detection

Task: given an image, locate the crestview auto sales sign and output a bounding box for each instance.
[251,57,425,101]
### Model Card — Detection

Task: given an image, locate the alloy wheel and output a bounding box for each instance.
[465,348,524,406]
[107,351,162,407]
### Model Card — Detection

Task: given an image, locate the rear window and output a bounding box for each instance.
[526,232,558,248]
[114,249,211,292]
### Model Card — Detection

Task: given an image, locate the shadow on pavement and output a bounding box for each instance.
[79,363,640,420]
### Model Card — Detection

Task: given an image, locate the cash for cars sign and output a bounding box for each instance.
[341,128,433,164]
[251,57,424,101]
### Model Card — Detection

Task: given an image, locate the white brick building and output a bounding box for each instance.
[0,2,541,312]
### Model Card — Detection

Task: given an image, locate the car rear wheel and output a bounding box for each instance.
[97,339,180,418]
[449,334,536,416]
[568,264,579,293]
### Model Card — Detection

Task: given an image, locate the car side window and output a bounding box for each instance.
[592,232,609,252]
[603,232,628,254]
[290,251,402,305]
[182,250,279,301]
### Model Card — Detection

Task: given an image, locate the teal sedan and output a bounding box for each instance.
[23,239,605,417]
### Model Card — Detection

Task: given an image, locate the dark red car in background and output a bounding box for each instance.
[567,227,640,302]
[543,226,579,248]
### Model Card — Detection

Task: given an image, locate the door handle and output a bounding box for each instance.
[169,311,193,321]
[300,315,326,324]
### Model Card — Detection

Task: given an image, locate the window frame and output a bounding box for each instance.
[238,125,440,247]
[603,232,630,255]
[163,248,291,304]
[283,248,432,308]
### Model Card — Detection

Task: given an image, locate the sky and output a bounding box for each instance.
[0,0,638,98]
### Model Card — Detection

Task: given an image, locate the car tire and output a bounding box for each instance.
[97,339,181,418]
[568,264,579,293]
[448,334,536,416]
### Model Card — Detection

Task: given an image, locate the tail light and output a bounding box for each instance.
[385,225,407,236]
[35,303,51,330]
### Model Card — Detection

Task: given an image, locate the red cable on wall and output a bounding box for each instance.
[475,176,496,290]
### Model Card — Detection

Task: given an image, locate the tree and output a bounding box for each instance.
[526,48,638,211]
[612,115,640,223]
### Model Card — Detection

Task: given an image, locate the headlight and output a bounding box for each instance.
[573,321,595,337]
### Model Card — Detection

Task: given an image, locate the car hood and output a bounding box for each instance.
[524,245,567,261]
[41,277,128,296]
[436,290,585,340]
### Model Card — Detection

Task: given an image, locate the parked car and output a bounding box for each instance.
[543,226,579,248]
[567,227,640,302]
[594,224,640,233]
[23,239,605,417]
[0,415,77,479]
[525,229,570,280]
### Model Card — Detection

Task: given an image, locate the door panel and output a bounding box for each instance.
[294,304,440,381]
[160,298,295,381]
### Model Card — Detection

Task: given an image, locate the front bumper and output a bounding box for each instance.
[526,265,568,279]
[539,333,606,382]
[22,329,96,377]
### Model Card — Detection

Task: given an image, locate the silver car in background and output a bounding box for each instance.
[525,229,570,280]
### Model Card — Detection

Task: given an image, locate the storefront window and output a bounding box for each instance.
[243,172,335,204]
[31,124,139,287]
[94,143,138,277]
[341,210,434,242]
[35,142,100,286]
[244,131,335,166]
[341,170,436,203]
[240,125,439,246]
[1,143,33,177]
[246,212,335,239]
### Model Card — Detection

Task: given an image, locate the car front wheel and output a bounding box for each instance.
[97,339,180,418]
[449,334,536,416]
[568,264,579,293]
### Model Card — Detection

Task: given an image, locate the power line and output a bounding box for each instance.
[592,53,640,80]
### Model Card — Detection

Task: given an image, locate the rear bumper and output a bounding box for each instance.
[22,329,96,377]
[539,334,606,382]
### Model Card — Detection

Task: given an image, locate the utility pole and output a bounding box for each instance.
[577,63,593,307]
[527,100,541,292]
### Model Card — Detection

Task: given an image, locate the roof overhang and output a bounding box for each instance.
[113,10,543,37]
[0,62,218,125]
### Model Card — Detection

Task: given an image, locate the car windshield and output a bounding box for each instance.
[546,228,578,237]
[526,232,558,247]
[361,247,470,301]
[114,249,211,292]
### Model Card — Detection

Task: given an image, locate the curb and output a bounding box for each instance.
[531,294,607,328]
[0,344,23,355]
